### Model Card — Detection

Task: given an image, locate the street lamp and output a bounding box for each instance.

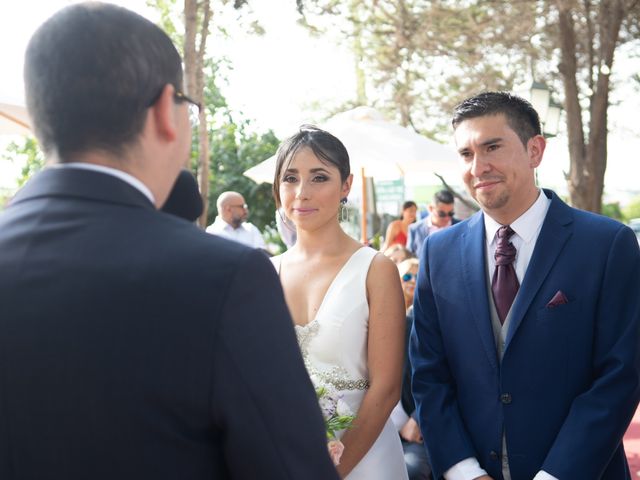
[514,81,562,137]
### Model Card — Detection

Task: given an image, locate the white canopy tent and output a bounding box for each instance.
[0,102,31,136]
[244,106,461,242]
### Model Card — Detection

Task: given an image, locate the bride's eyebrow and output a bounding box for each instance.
[309,167,331,174]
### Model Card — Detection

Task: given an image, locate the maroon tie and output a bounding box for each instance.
[492,225,519,324]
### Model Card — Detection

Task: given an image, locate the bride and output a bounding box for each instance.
[270,126,408,479]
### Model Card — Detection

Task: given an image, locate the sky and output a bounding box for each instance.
[1,1,639,201]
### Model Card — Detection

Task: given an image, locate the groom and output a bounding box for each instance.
[410,91,640,479]
[0,4,338,479]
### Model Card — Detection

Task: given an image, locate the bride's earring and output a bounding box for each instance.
[340,198,349,223]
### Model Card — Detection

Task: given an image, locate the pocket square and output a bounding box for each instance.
[546,290,569,308]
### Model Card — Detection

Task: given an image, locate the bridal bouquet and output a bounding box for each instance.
[312,377,355,466]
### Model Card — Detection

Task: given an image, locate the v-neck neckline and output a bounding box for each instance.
[279,247,366,329]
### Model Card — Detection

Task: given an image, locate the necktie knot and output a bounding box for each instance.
[495,225,516,265]
[492,225,519,324]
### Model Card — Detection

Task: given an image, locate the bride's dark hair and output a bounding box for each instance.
[272,125,350,208]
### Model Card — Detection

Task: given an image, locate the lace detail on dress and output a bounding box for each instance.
[295,322,370,391]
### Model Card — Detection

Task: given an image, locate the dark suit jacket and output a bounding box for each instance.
[410,189,640,479]
[0,168,339,480]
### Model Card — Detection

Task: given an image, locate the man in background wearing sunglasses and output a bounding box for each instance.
[0,4,338,479]
[406,189,459,257]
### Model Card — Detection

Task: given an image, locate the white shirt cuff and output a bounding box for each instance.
[444,457,488,480]
[533,471,558,480]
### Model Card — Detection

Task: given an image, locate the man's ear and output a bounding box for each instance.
[149,84,178,142]
[527,134,546,169]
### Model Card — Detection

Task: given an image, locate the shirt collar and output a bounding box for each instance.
[53,162,155,205]
[484,189,550,245]
[213,216,239,231]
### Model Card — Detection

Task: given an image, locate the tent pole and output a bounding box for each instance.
[361,167,367,245]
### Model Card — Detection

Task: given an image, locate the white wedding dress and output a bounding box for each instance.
[273,247,408,479]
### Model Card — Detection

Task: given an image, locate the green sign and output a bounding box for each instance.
[375,179,404,203]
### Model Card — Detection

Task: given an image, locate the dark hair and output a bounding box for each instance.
[451,91,541,147]
[161,169,203,222]
[272,125,350,208]
[400,201,417,219]
[24,3,183,159]
[433,189,454,205]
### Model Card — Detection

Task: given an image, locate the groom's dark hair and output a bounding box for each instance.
[24,2,183,159]
[451,91,542,147]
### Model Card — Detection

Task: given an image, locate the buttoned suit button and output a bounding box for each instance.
[500,393,512,404]
[489,451,499,460]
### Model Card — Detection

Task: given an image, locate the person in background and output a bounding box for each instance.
[383,244,414,265]
[0,4,339,479]
[160,168,203,222]
[406,190,459,257]
[381,200,417,252]
[390,258,432,480]
[410,91,640,479]
[206,191,267,250]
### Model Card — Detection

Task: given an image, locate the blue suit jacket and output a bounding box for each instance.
[407,217,460,257]
[410,189,640,479]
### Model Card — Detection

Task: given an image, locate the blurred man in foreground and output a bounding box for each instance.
[0,3,338,479]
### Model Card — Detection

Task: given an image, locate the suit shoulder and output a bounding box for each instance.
[428,215,473,243]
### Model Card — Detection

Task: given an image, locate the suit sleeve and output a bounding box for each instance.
[409,236,479,478]
[542,225,640,476]
[210,248,339,480]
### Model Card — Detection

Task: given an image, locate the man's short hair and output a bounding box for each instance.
[433,189,454,205]
[451,91,542,147]
[24,3,183,159]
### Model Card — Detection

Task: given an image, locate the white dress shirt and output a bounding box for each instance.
[445,190,556,480]
[206,216,266,249]
[53,162,155,205]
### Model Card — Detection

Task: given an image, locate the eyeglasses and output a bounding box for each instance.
[230,204,248,210]
[174,91,202,127]
[436,210,455,218]
[402,272,417,282]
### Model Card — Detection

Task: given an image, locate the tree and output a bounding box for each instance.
[207,119,280,231]
[297,0,640,212]
[184,0,213,227]
[1,137,45,188]
[554,0,640,212]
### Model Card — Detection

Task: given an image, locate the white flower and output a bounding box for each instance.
[336,398,353,417]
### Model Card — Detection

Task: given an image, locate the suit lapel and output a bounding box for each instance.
[461,212,499,370]
[505,191,574,347]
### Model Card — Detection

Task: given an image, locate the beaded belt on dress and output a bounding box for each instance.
[295,321,370,391]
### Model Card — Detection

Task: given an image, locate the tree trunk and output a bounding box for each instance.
[557,0,626,213]
[556,0,589,209]
[584,0,624,212]
[184,0,212,227]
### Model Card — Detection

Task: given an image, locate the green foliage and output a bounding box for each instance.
[1,137,45,188]
[147,0,183,51]
[623,197,640,221]
[206,119,280,234]
[601,202,625,222]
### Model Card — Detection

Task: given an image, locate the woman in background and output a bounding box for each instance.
[380,201,417,252]
[270,126,408,479]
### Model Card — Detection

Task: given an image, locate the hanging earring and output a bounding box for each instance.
[340,197,349,223]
